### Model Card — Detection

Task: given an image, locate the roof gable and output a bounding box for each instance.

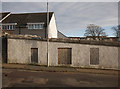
[2,12,54,27]
[0,12,11,21]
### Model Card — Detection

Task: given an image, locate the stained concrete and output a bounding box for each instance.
[7,37,119,70]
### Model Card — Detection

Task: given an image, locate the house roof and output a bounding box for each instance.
[0,12,11,21]
[58,31,67,38]
[2,12,54,27]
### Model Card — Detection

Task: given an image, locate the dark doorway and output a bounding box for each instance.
[2,36,7,63]
[31,48,38,64]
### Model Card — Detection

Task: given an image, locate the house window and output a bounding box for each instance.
[0,23,17,30]
[27,23,44,29]
[90,48,99,65]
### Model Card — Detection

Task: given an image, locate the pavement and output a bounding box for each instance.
[2,64,119,87]
[2,63,119,75]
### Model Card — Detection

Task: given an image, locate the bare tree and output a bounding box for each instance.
[84,24,107,40]
[111,25,120,37]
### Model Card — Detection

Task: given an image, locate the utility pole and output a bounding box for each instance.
[18,26,21,34]
[47,0,49,67]
[118,2,120,42]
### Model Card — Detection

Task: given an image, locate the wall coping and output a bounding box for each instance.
[3,34,120,47]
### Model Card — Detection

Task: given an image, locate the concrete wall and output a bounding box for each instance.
[8,39,47,65]
[48,42,118,69]
[7,38,119,70]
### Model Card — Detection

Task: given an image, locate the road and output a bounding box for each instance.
[2,69,118,87]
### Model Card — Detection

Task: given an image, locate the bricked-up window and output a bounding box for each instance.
[58,48,72,64]
[90,48,99,65]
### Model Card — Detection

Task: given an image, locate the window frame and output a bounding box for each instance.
[0,23,17,30]
[27,23,44,30]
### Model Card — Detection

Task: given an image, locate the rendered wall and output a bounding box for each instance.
[7,38,119,70]
[48,42,118,69]
[8,39,47,65]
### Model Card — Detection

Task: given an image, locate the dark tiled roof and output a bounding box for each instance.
[0,12,11,20]
[2,12,54,27]
[58,31,67,38]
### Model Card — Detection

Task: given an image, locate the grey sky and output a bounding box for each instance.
[2,2,118,37]
[1,0,119,2]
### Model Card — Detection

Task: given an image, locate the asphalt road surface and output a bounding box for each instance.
[2,69,118,87]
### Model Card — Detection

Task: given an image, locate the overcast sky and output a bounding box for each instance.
[2,2,118,37]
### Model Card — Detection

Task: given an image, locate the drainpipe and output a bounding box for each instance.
[18,26,21,34]
[118,25,120,42]
[118,2,120,42]
[118,30,120,42]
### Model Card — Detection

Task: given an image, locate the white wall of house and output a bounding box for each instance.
[48,13,58,38]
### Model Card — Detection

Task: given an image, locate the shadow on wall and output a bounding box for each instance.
[2,36,7,63]
[0,37,2,64]
[118,47,120,88]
